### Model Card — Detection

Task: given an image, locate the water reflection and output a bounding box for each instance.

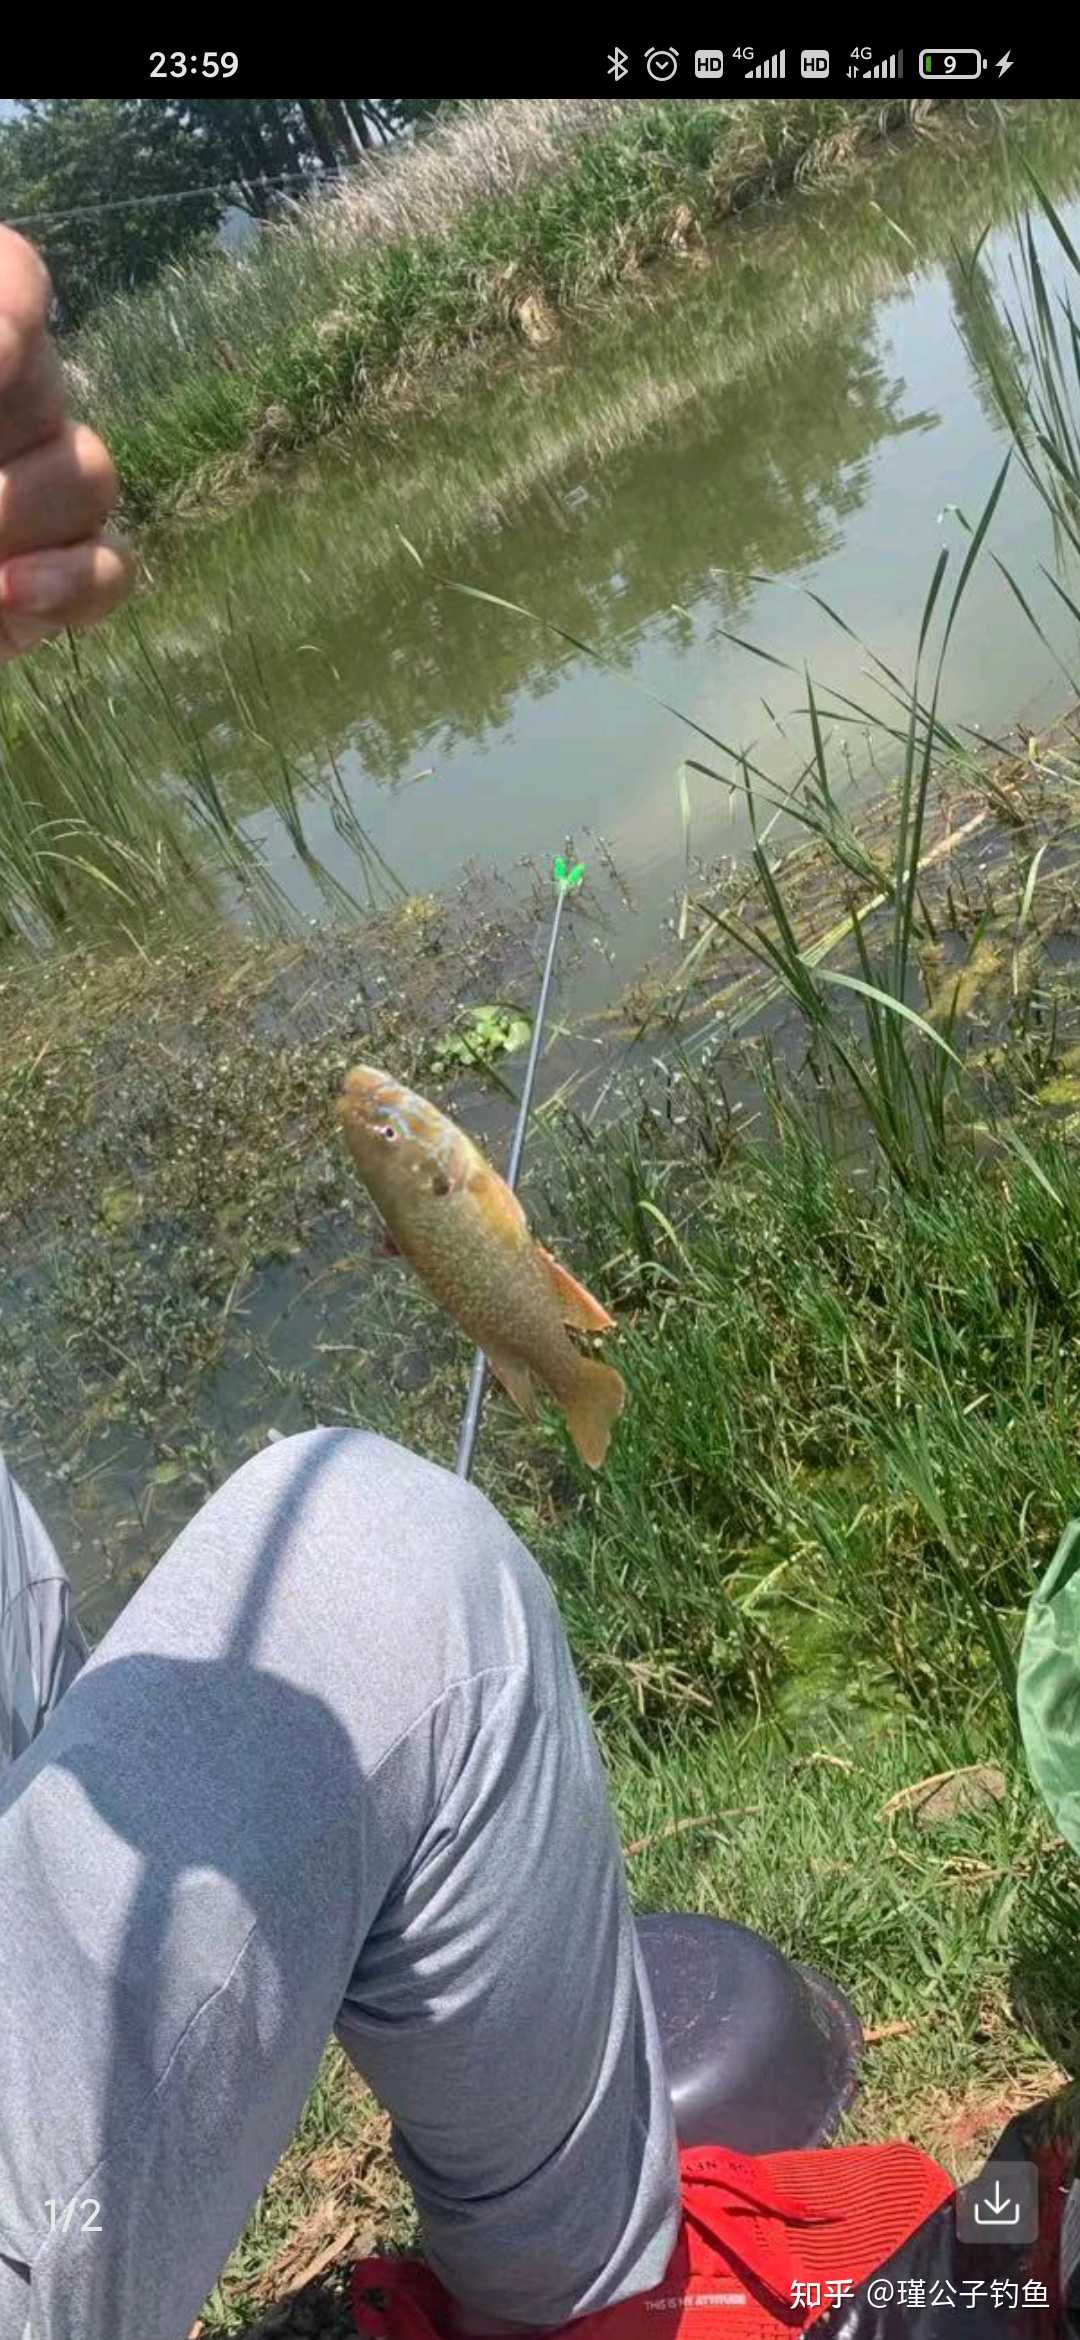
[6,106,1080,970]
[174,311,930,803]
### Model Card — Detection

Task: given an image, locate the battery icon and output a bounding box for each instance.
[919,47,984,77]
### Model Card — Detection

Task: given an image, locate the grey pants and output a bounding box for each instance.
[0,1431,679,2340]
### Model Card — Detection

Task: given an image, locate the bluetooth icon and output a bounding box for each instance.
[607,46,629,78]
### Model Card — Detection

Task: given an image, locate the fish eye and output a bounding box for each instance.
[378,1123,398,1142]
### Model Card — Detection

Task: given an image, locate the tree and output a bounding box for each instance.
[186,99,409,196]
[297,101,340,174]
[182,98,307,220]
[0,100,225,328]
[391,102,454,125]
[0,99,444,331]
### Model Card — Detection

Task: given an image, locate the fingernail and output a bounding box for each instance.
[4,557,69,614]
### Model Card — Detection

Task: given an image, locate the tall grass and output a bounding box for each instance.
[956,169,1080,579]
[65,97,932,520]
[511,1104,1075,1748]
[699,180,1080,1196]
[696,481,1018,1189]
[0,651,203,938]
[71,100,629,420]
[0,623,403,941]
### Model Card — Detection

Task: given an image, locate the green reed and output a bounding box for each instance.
[0,620,403,943]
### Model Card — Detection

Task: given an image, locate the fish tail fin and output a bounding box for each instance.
[563,1356,625,1471]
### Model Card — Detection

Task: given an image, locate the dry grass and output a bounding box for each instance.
[306,97,935,264]
[310,99,635,261]
[195,2048,414,2339]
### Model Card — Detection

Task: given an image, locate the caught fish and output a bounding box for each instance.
[340,1065,625,1469]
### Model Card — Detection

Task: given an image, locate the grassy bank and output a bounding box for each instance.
[6,761,1080,2337]
[72,95,941,523]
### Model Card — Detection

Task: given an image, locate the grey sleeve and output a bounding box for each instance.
[0,1456,88,1777]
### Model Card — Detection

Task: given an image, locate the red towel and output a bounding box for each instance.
[351,2140,954,2340]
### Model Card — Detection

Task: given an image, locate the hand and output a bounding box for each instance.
[0,226,132,663]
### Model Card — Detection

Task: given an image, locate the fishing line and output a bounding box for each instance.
[454,847,585,1480]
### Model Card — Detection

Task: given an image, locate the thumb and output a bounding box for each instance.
[0,226,67,465]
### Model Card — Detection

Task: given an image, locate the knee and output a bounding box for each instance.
[230,1427,557,1670]
[246,1426,506,1565]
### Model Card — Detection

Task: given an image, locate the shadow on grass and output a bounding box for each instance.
[1009,1853,1080,2078]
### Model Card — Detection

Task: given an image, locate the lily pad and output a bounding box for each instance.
[431,1003,532,1075]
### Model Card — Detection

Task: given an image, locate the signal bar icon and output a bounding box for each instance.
[863,50,902,75]
[746,48,786,76]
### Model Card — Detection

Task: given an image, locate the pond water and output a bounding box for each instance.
[111,106,1080,1019]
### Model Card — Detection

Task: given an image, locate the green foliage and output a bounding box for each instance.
[430,1002,532,1074]
[510,1111,1077,1749]
[0,98,414,331]
[957,171,1080,571]
[0,101,225,327]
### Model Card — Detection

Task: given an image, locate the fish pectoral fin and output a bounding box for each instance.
[485,1346,539,1421]
[535,1245,615,1334]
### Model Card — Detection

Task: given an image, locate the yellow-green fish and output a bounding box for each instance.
[340,1065,625,1469]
